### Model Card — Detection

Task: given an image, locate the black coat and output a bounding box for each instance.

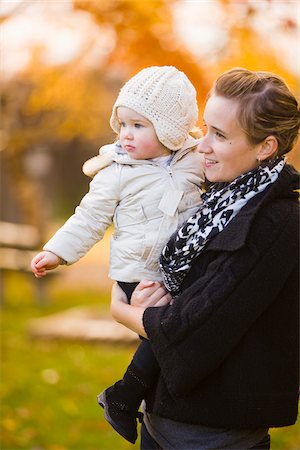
[143,164,299,428]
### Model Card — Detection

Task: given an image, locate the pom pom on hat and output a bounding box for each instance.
[110,66,198,151]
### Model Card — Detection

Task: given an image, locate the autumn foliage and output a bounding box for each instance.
[1,0,299,234]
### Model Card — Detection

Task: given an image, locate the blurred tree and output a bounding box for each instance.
[1,0,208,235]
[214,0,300,167]
[1,54,117,233]
[73,0,208,90]
[1,0,299,236]
[74,0,299,166]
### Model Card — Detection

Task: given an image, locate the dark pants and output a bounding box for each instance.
[117,281,140,300]
[140,423,271,450]
[141,423,161,449]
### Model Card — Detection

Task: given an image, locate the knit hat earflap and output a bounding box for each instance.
[110,66,198,151]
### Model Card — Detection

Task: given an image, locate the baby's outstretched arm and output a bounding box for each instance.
[31,251,62,278]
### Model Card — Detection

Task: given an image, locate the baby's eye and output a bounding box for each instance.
[119,121,126,127]
[134,123,144,129]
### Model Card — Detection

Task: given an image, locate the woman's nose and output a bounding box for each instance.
[197,136,211,154]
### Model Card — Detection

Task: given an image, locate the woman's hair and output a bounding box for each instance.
[211,68,300,156]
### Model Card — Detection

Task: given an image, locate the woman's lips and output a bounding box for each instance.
[204,158,218,168]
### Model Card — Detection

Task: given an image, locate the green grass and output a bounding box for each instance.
[1,273,299,449]
[1,272,139,450]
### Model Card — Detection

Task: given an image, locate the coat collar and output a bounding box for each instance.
[206,164,299,252]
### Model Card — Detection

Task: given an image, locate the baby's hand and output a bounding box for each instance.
[31,251,61,278]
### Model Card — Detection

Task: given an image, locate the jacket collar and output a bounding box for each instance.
[206,164,299,252]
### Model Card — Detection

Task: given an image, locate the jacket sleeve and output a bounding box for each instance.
[44,166,119,264]
[143,202,299,398]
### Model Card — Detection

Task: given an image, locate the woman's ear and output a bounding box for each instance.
[257,136,278,162]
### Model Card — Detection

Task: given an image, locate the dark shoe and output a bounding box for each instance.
[97,387,143,444]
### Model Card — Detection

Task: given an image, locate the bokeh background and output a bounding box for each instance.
[1,1,299,449]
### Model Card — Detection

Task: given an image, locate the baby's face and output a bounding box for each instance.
[117,107,171,160]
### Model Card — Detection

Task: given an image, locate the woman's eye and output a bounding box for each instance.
[201,125,207,135]
[215,131,225,139]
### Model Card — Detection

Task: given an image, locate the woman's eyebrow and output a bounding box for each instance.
[212,125,227,135]
[203,120,226,135]
[205,121,228,136]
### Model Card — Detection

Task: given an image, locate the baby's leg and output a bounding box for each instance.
[117,281,139,302]
[116,281,160,386]
[131,338,160,384]
[98,281,160,444]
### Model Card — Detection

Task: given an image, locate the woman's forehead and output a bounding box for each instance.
[204,95,240,131]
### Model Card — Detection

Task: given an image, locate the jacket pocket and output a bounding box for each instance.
[115,204,146,228]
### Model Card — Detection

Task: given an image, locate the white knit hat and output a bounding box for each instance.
[110,66,198,151]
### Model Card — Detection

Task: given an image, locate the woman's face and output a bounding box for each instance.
[197,95,260,183]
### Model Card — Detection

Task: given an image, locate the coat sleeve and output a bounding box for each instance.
[143,202,299,398]
[44,166,120,264]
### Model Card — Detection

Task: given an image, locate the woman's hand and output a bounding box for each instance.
[110,281,172,338]
[131,280,172,308]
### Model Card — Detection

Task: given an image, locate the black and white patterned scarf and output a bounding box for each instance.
[160,157,286,296]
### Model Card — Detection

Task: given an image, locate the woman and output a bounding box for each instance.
[110,68,300,449]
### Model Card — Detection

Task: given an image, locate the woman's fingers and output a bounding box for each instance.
[150,292,172,307]
[131,282,159,306]
[133,280,158,300]
[147,285,169,304]
[132,281,171,307]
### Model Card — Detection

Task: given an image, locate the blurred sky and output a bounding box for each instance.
[1,0,299,79]
[174,0,300,71]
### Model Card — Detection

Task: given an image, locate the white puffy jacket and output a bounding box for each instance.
[44,140,204,282]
